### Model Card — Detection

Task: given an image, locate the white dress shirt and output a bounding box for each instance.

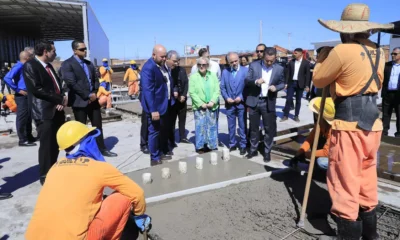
[162,64,171,100]
[292,58,302,80]
[256,63,273,97]
[388,63,400,90]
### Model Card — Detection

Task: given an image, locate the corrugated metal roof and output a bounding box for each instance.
[0,0,85,40]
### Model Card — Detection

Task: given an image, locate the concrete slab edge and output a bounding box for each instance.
[145,168,291,204]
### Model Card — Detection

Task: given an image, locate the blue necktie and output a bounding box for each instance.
[81,61,92,91]
[232,69,236,78]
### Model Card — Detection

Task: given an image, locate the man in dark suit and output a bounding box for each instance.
[61,40,117,157]
[245,47,285,162]
[382,47,400,137]
[220,52,248,155]
[141,44,171,165]
[281,48,311,122]
[23,40,68,185]
[171,54,190,144]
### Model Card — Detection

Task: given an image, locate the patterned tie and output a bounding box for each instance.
[45,65,60,94]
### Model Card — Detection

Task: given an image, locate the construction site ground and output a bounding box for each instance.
[0,98,399,239]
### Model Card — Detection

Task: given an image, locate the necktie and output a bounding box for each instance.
[45,65,60,94]
[81,61,92,91]
[232,69,236,78]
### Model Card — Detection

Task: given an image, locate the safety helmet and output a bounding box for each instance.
[0,93,3,100]
[130,60,136,65]
[57,121,96,150]
[102,58,108,62]
[308,97,335,124]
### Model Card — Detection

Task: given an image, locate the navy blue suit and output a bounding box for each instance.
[141,58,168,161]
[220,66,248,148]
[245,61,285,155]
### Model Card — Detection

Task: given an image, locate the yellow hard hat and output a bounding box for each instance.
[57,121,96,150]
[0,93,3,100]
[308,97,335,124]
[130,60,136,64]
[102,58,108,62]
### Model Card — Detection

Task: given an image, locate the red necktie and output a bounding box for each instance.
[45,65,60,94]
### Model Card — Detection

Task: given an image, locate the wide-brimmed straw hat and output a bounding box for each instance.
[318,3,394,34]
[308,97,335,125]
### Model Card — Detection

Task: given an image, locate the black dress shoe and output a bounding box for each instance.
[180,138,191,144]
[141,147,150,154]
[218,142,224,147]
[196,149,205,154]
[280,117,288,122]
[263,153,271,163]
[19,141,37,147]
[151,160,162,166]
[164,151,173,156]
[239,148,247,155]
[27,136,38,142]
[229,147,237,152]
[101,150,118,157]
[246,152,258,159]
[294,116,300,122]
[0,192,13,200]
[161,155,172,161]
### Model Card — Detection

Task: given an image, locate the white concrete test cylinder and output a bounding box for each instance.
[196,157,204,170]
[161,168,171,179]
[210,152,218,165]
[222,148,230,161]
[179,161,187,174]
[142,173,152,184]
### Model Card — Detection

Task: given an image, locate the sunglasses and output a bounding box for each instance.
[391,53,398,56]
[77,48,87,52]
[197,64,208,68]
[256,50,264,53]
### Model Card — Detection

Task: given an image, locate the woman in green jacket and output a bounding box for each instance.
[189,57,220,153]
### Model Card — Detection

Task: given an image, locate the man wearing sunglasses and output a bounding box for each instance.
[382,47,400,137]
[61,40,117,158]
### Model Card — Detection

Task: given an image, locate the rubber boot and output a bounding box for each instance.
[319,217,362,240]
[359,208,379,240]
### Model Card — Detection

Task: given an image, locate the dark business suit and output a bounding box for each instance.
[23,58,65,180]
[60,56,108,150]
[246,61,285,155]
[141,58,168,161]
[381,61,400,136]
[171,66,189,142]
[160,64,177,154]
[283,59,311,117]
[220,66,248,149]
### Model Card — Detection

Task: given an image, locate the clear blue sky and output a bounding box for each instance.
[55,0,398,60]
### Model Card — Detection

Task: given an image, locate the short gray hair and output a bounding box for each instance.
[393,47,400,52]
[167,50,180,59]
[24,46,34,57]
[197,56,210,65]
[226,52,239,62]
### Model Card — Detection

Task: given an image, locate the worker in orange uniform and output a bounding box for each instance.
[97,78,112,109]
[313,3,394,239]
[124,60,141,99]
[99,58,113,84]
[0,93,17,112]
[26,121,152,240]
[290,97,334,171]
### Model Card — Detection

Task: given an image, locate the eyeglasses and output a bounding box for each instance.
[77,48,87,52]
[256,50,264,53]
[391,53,398,56]
[197,64,208,68]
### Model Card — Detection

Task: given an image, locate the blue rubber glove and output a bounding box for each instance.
[134,214,152,232]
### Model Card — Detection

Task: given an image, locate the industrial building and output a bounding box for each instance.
[0,0,108,68]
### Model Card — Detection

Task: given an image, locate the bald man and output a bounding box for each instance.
[140,45,171,166]
[4,50,37,146]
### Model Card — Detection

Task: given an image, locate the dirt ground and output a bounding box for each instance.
[144,172,335,240]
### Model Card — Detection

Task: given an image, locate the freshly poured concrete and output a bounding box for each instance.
[122,152,286,198]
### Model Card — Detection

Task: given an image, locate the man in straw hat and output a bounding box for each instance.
[290,97,334,172]
[26,121,152,239]
[313,3,394,239]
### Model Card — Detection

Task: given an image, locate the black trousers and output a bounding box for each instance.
[249,99,276,154]
[382,91,400,135]
[15,95,33,143]
[283,81,304,117]
[160,102,175,154]
[37,110,65,177]
[72,101,106,150]
[171,100,187,141]
[140,110,148,149]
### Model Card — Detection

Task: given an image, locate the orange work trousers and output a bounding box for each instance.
[327,130,382,221]
[99,95,112,109]
[128,81,139,96]
[87,192,132,240]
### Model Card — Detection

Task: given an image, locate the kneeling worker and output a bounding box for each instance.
[290,97,334,171]
[0,93,17,113]
[26,121,151,240]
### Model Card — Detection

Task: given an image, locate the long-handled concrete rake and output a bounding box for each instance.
[297,86,329,228]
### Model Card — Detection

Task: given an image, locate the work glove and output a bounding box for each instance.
[106,67,110,71]
[289,155,305,168]
[133,214,152,233]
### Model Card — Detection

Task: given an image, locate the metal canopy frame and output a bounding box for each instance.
[377,21,400,45]
[0,0,85,41]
